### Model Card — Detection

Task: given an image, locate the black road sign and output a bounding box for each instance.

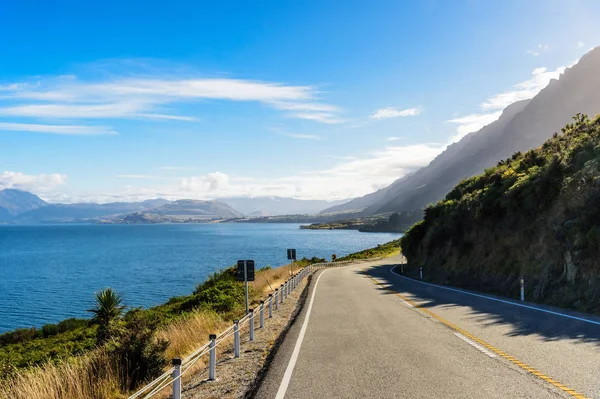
[237,260,255,281]
[287,248,297,260]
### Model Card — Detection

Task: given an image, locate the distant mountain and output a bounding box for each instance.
[13,198,170,223]
[219,196,349,216]
[0,189,47,220]
[323,46,600,216]
[107,199,243,223]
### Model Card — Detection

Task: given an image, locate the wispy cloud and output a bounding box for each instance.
[281,132,323,140]
[446,112,502,143]
[0,122,117,135]
[385,136,402,141]
[270,126,324,140]
[23,142,444,202]
[370,107,421,120]
[526,43,549,56]
[447,63,570,142]
[290,112,345,124]
[480,66,566,111]
[577,41,585,48]
[0,69,342,126]
[0,171,67,193]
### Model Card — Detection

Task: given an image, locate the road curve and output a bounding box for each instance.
[255,256,600,399]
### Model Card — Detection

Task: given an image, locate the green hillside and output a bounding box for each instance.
[401,114,600,314]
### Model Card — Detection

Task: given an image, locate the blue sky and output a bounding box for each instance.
[1,0,599,202]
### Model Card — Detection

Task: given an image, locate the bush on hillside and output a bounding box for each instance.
[108,309,169,391]
[401,113,600,313]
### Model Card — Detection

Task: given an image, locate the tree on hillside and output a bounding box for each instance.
[88,288,126,345]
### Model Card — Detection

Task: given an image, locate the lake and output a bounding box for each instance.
[0,223,401,333]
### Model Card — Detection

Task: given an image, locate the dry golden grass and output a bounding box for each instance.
[0,349,121,399]
[250,263,301,296]
[158,310,228,360]
[0,263,303,399]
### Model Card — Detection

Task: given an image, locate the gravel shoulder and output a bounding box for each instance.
[182,275,311,399]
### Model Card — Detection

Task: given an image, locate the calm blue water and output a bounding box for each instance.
[0,223,400,333]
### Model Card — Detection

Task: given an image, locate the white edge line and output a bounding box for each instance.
[275,269,330,399]
[453,332,497,358]
[390,266,600,326]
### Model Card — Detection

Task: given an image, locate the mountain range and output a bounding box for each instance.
[0,190,347,224]
[0,189,47,219]
[323,46,600,216]
[219,197,348,216]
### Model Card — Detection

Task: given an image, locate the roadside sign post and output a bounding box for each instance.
[237,260,255,314]
[287,248,297,276]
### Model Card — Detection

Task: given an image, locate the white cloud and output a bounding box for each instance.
[180,172,230,192]
[385,137,402,141]
[0,72,341,124]
[446,112,502,143]
[179,144,442,200]
[0,122,116,135]
[577,41,585,48]
[480,66,566,111]
[282,132,323,140]
[526,44,549,56]
[290,112,345,124]
[33,143,444,203]
[447,63,569,143]
[0,171,67,193]
[370,107,421,120]
[268,101,340,112]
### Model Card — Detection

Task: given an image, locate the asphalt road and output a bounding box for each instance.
[255,256,600,399]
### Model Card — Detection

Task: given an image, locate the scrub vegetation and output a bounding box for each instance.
[401,114,600,314]
[0,257,322,399]
[338,238,402,261]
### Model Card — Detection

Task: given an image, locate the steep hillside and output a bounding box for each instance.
[324,46,600,216]
[319,187,389,215]
[0,189,47,219]
[401,114,600,313]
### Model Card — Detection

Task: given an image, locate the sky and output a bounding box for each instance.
[1,0,599,203]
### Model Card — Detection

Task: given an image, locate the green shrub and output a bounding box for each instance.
[107,310,169,391]
[401,114,600,313]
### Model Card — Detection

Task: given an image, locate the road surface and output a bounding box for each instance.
[255,256,600,399]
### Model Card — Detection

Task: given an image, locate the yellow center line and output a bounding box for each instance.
[362,268,590,399]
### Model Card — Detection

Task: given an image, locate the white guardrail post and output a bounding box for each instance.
[172,358,182,399]
[234,320,240,358]
[209,334,217,381]
[249,308,255,341]
[128,259,367,399]
[520,278,525,301]
[259,301,265,328]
